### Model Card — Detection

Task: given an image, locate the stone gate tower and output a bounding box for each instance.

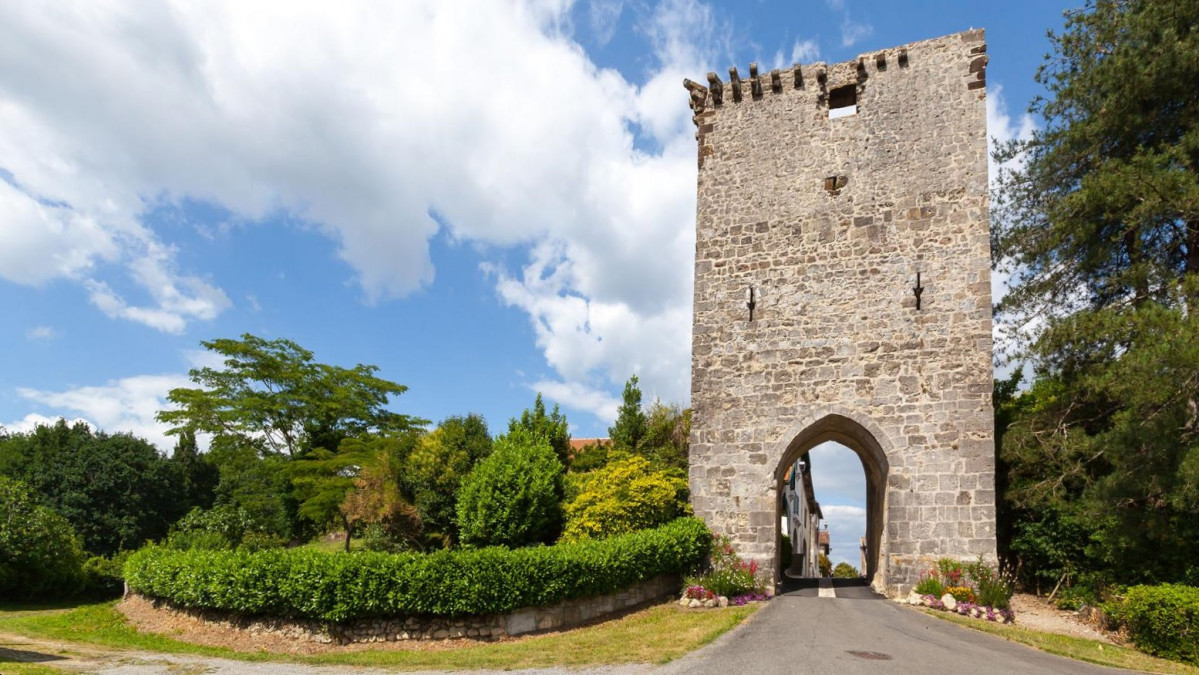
[685,30,996,596]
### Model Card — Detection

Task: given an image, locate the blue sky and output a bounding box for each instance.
[1,0,1074,566]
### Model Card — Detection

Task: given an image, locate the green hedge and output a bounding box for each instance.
[125,517,710,622]
[1120,584,1199,665]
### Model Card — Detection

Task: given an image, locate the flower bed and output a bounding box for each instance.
[679,533,770,609]
[903,557,1015,624]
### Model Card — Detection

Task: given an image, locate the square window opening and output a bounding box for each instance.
[828,85,857,119]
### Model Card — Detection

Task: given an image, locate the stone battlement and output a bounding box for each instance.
[684,30,987,169]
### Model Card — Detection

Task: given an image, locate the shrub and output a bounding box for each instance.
[780,534,793,571]
[966,557,1013,610]
[125,517,710,622]
[560,453,689,543]
[166,505,256,551]
[832,562,860,579]
[938,558,965,587]
[1118,584,1199,665]
[915,570,944,597]
[0,476,86,599]
[457,428,564,548]
[82,551,130,598]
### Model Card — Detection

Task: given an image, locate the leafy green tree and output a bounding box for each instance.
[0,476,85,599]
[509,394,570,465]
[832,562,860,579]
[159,334,422,457]
[289,441,379,552]
[818,553,832,577]
[639,402,691,469]
[608,375,647,452]
[409,414,492,546]
[0,420,186,556]
[560,453,689,542]
[993,0,1199,586]
[171,429,218,511]
[206,437,300,540]
[457,428,565,548]
[341,436,424,551]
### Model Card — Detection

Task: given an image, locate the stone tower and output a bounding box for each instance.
[685,30,995,596]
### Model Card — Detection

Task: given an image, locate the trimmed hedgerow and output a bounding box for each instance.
[1117,584,1199,665]
[125,517,710,622]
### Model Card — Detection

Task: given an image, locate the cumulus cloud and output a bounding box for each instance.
[820,504,867,568]
[0,0,728,417]
[14,373,191,452]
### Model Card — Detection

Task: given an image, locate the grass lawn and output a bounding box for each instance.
[922,609,1199,675]
[0,599,758,671]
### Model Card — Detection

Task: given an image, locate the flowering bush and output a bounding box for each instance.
[683,585,716,601]
[681,532,768,605]
[946,585,976,604]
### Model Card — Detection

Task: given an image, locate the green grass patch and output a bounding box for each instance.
[0,601,264,662]
[922,608,1199,675]
[0,599,758,670]
[0,662,63,675]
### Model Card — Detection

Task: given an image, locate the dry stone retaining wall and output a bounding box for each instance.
[125,574,679,644]
[686,30,996,596]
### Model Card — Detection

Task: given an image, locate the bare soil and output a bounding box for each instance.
[1009,593,1117,644]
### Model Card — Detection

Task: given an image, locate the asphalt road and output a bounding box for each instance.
[658,578,1134,675]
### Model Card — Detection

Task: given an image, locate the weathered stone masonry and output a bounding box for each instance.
[686,30,996,596]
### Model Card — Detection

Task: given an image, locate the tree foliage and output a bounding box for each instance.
[993,0,1199,588]
[409,414,492,546]
[0,476,85,599]
[456,428,564,548]
[508,394,570,465]
[0,420,186,556]
[832,562,860,579]
[560,453,689,543]
[159,334,422,457]
[340,434,423,550]
[608,375,647,452]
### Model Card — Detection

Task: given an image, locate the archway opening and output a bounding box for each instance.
[774,415,889,589]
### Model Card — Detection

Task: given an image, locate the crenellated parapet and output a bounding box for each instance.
[683,30,988,169]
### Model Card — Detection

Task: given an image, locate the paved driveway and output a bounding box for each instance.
[659,578,1133,675]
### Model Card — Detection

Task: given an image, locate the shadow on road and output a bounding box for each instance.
[777,577,883,600]
[0,645,68,664]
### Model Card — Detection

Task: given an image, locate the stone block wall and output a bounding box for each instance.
[686,30,996,596]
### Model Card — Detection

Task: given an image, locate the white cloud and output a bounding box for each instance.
[14,373,191,452]
[0,0,729,421]
[25,325,57,340]
[840,18,873,47]
[530,379,621,423]
[791,39,820,64]
[820,504,867,568]
[588,0,624,45]
[1,413,90,434]
[986,84,1039,370]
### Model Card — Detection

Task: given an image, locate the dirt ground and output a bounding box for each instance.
[1008,593,1117,644]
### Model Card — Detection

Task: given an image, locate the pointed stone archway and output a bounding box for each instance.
[773,414,890,592]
